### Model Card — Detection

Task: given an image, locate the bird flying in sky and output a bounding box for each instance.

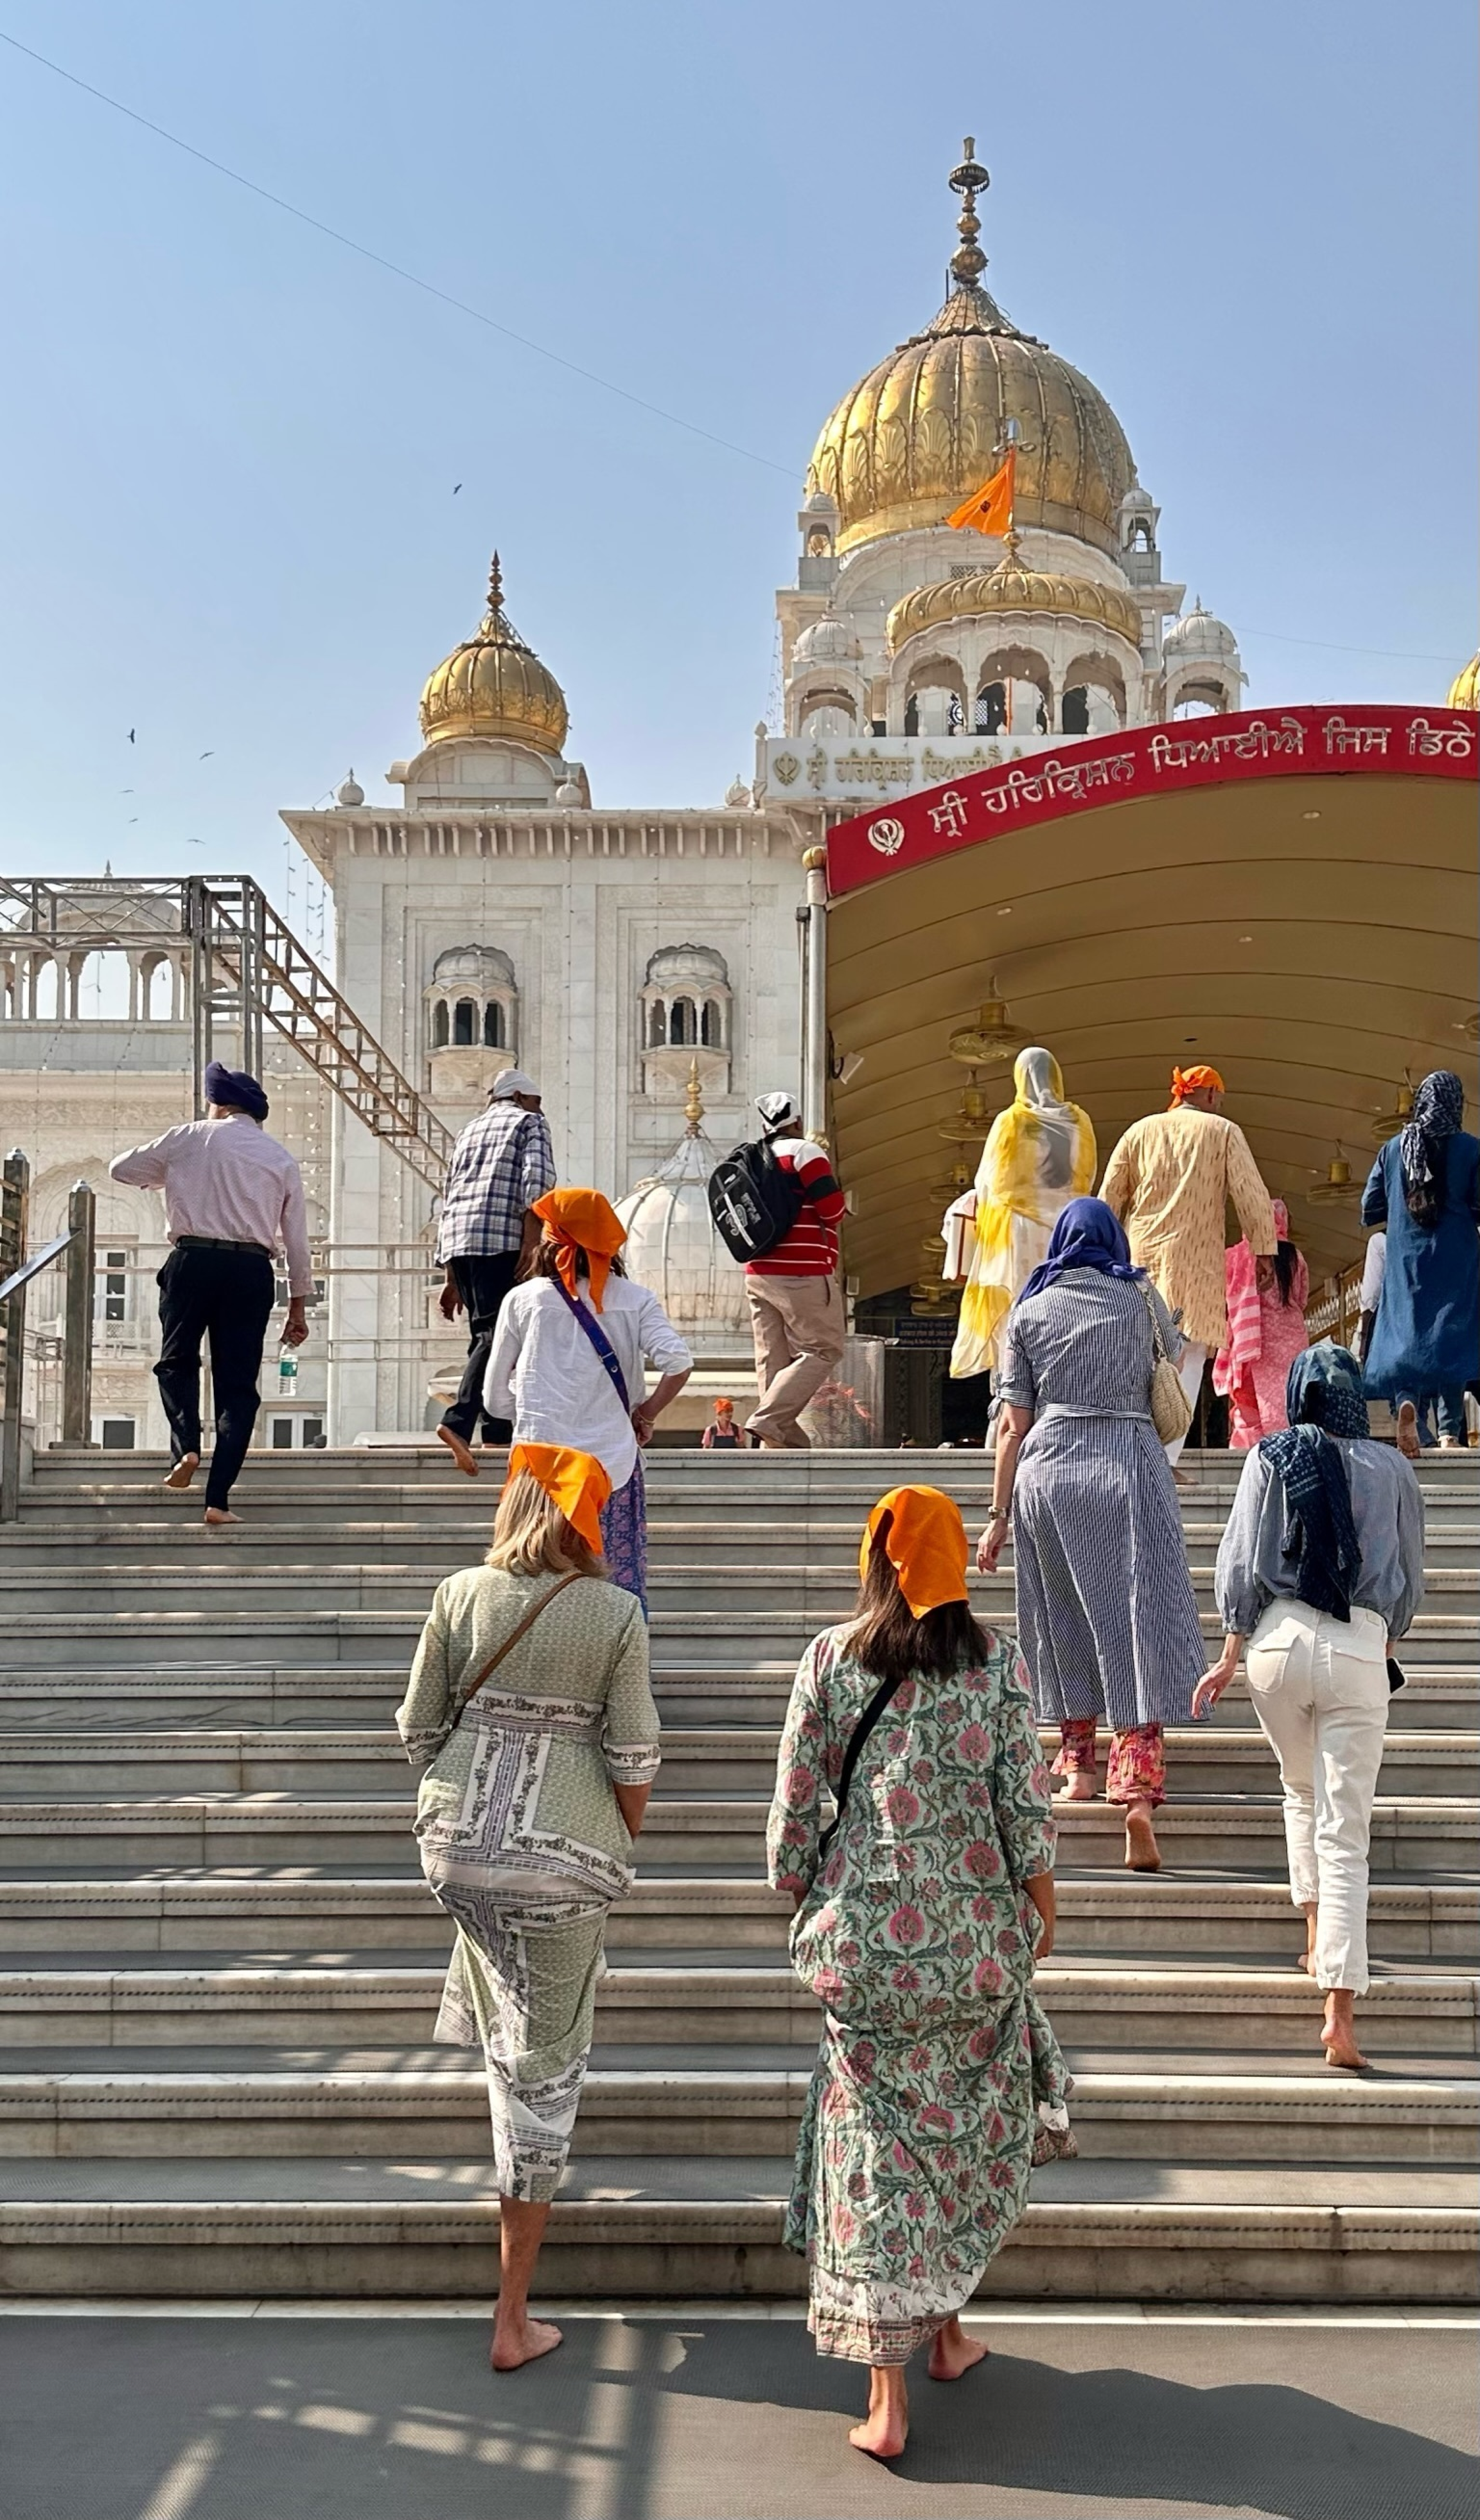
[199,750,214,759]
[128,729,135,744]
[452,483,462,494]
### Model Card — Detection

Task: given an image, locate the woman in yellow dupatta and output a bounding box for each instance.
[948,1048,1096,1379]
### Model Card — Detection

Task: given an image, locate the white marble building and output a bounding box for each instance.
[6,142,1250,1446]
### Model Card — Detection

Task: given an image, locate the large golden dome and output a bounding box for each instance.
[807,145,1135,558]
[419,556,569,755]
[1446,652,1479,711]
[888,561,1142,653]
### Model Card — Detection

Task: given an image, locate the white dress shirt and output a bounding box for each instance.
[484,1276,693,1490]
[110,1114,314,1297]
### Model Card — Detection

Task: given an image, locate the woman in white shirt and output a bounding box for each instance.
[485,1188,692,1614]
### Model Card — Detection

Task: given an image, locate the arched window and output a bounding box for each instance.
[904,696,920,736]
[977,682,1007,736]
[1061,685,1090,735]
[432,1001,449,1048]
[701,999,723,1049]
[453,998,477,1047]
[648,1001,666,1049]
[669,997,697,1047]
[482,1002,504,1049]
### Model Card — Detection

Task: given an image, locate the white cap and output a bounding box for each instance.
[755,1090,801,1132]
[489,1068,539,1100]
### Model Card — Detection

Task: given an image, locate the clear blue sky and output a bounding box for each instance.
[0,0,1474,897]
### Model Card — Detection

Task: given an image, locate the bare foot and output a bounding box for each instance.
[849,2411,908,2460]
[1395,1402,1421,1461]
[1124,1809,1162,1872]
[490,2316,563,2371]
[1055,1774,1096,1801]
[163,1453,199,1492]
[928,2317,989,2382]
[202,1508,241,1527]
[436,1425,479,1478]
[1322,2026,1369,2071]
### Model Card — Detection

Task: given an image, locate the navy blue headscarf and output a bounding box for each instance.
[1019,1195,1145,1305]
[1259,1343,1366,1621]
[205,1062,269,1122]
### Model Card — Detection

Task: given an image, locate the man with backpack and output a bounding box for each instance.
[716,1089,846,1449]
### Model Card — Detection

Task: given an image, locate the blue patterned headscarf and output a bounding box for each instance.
[1018,1196,1145,1304]
[1399,1069,1465,1227]
[1260,1343,1366,1621]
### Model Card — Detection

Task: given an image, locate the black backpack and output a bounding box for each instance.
[707,1135,802,1263]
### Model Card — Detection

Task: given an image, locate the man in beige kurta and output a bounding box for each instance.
[1100,1066,1276,1464]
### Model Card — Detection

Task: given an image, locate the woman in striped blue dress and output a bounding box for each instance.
[975,1199,1205,1872]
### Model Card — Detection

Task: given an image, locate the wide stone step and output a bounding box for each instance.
[0,1872,1470,1960]
[0,2155,1472,2303]
[5,1725,1473,1799]
[0,1960,1474,2055]
[0,2048,1472,2163]
[7,1793,1469,1872]
[0,1664,1473,1731]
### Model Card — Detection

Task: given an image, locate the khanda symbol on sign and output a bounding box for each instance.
[868,816,906,855]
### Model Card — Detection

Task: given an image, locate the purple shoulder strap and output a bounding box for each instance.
[550,1277,632,1412]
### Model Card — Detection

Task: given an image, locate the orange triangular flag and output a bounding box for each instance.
[947,447,1016,537]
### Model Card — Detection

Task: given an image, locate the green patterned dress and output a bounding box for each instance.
[766,1624,1071,2363]
[397,1567,661,2202]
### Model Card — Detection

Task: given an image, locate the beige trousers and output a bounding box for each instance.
[745,1273,846,1449]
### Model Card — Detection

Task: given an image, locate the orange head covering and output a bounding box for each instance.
[859,1486,971,1619]
[506,1441,611,1555]
[531,1188,627,1313]
[1169,1063,1226,1107]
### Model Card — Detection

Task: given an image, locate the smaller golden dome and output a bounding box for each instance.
[1446,652,1479,711]
[419,555,569,755]
[887,561,1142,654]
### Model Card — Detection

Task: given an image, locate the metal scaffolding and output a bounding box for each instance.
[0,874,455,1194]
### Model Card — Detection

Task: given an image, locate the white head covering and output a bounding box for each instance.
[489,1068,539,1100]
[1013,1046,1076,1117]
[755,1090,801,1133]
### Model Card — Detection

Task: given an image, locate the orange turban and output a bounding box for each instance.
[531,1188,627,1313]
[506,1442,611,1555]
[1170,1063,1226,1107]
[860,1486,970,1618]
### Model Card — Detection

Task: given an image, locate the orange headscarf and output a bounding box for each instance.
[859,1486,971,1618]
[506,1441,611,1555]
[531,1188,627,1313]
[1169,1063,1226,1107]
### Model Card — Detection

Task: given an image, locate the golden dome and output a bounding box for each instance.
[807,144,1135,558]
[1446,652,1479,711]
[888,561,1142,654]
[419,555,568,755]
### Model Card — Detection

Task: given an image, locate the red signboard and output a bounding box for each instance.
[824,705,1478,899]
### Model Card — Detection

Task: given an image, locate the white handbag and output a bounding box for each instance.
[1142,1283,1193,1445]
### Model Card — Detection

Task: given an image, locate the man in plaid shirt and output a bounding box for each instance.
[435,1069,556,1474]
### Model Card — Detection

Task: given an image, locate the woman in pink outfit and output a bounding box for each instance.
[1213,1199,1310,1449]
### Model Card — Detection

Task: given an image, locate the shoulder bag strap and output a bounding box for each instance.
[1140,1279,1169,1362]
[457,1571,584,1714]
[550,1277,632,1412]
[817,1667,907,1862]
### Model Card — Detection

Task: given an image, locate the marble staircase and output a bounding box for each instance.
[0,1445,1474,2305]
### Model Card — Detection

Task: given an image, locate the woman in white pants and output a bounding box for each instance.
[1193,1344,1423,2070]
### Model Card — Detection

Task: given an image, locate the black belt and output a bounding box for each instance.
[175,1234,272,1257]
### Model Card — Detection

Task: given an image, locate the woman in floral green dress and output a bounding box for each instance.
[766,1484,1071,2461]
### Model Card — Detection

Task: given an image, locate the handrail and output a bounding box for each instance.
[1,1156,95,1518]
[0,1229,71,1309]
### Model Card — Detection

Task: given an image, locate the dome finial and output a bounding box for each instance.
[684,1057,705,1136]
[947,136,991,287]
[486,550,504,616]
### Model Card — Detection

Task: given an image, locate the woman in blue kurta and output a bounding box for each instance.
[1361,1072,1479,1452]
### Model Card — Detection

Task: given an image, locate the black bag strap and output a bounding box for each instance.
[817,1664,908,1863]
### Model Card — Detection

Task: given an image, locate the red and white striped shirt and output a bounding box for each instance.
[745,1136,846,1278]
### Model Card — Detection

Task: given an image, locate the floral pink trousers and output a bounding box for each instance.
[1052,1719,1166,1808]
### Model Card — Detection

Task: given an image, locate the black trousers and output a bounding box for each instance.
[155,1245,276,1509]
[440,1250,521,1444]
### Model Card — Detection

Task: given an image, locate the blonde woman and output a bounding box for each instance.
[947,1047,1097,1380]
[397,1443,661,2372]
